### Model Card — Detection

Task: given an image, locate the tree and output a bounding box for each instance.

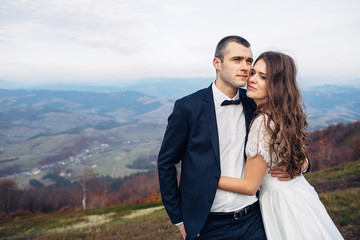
[78,167,98,211]
[0,179,19,213]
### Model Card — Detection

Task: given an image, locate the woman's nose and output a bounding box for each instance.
[248,74,256,83]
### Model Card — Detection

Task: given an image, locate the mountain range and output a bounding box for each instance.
[0,78,359,186]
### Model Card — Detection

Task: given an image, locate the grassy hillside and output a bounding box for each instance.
[0,89,167,184]
[0,121,164,188]
[0,160,359,240]
[305,160,360,239]
[305,160,360,184]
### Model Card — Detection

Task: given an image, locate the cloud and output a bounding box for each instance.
[0,0,155,54]
[0,0,359,84]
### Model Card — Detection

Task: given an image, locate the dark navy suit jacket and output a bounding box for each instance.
[157,84,256,240]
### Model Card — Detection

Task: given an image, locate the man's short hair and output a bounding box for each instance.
[215,35,251,62]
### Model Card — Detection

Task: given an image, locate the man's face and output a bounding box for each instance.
[214,42,253,94]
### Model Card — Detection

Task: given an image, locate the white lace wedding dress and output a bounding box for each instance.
[246,114,344,240]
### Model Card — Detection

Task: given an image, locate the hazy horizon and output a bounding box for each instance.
[1,76,359,90]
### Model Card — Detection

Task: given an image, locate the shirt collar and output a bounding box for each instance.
[212,81,240,106]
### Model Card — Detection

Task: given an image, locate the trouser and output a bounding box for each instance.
[197,202,267,240]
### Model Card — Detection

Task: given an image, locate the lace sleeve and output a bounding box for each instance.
[246,114,272,164]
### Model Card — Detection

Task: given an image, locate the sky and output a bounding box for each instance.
[0,0,359,86]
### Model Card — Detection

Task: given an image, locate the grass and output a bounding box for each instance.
[0,203,165,240]
[305,159,360,184]
[318,188,360,240]
[304,160,360,239]
[30,209,181,240]
[320,188,360,227]
[0,210,86,240]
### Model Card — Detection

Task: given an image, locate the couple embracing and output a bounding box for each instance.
[157,36,343,240]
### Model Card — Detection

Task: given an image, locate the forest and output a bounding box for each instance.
[307,121,360,170]
[0,120,359,217]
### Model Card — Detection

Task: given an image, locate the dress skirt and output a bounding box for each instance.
[259,175,344,240]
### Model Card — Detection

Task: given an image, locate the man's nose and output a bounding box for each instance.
[240,60,250,70]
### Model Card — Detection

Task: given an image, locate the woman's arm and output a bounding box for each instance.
[218,155,268,195]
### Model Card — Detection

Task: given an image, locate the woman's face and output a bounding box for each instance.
[246,59,268,105]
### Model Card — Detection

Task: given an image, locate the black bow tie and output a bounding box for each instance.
[221,99,242,106]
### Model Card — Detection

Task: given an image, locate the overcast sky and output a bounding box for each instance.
[0,0,359,86]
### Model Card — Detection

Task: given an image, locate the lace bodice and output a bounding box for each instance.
[246,114,273,165]
[247,114,308,176]
[246,114,297,191]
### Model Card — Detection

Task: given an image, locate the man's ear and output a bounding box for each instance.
[213,57,221,71]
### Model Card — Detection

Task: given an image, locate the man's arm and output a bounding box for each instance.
[157,99,189,225]
[268,157,310,181]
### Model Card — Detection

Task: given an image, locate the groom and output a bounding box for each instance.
[158,36,268,239]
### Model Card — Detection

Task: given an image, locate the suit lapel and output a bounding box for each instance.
[240,91,251,134]
[202,86,255,166]
[239,89,256,160]
[203,85,220,167]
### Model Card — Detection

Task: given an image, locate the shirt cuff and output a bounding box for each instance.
[302,158,309,173]
[175,222,183,226]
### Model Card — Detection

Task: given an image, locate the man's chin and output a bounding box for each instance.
[235,79,247,88]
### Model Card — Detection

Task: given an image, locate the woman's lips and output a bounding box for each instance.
[247,85,256,90]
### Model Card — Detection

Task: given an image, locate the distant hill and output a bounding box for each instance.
[114,80,360,130]
[0,89,163,143]
[302,85,360,129]
[0,78,214,99]
[0,80,359,184]
[2,83,359,142]
[0,89,167,184]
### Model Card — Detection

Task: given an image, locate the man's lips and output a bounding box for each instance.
[236,74,248,78]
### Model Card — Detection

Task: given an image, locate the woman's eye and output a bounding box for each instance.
[250,70,255,76]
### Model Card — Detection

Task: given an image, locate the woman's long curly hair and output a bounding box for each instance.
[253,51,308,178]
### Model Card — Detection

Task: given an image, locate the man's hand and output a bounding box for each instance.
[177,223,187,239]
[270,159,309,181]
[268,165,291,181]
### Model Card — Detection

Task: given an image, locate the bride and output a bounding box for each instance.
[218,51,343,240]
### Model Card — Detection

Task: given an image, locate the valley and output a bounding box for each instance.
[0,81,359,186]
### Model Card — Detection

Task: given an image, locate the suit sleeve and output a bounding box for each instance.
[157,99,189,224]
[303,156,311,173]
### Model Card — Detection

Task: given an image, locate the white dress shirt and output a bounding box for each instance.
[210,82,257,212]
